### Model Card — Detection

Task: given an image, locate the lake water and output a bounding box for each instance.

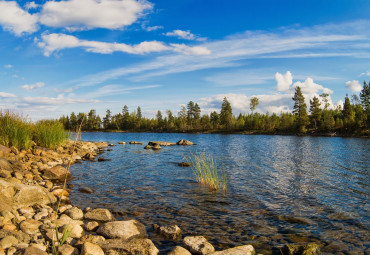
[69,132,370,254]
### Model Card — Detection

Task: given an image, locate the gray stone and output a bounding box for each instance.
[183,236,215,255]
[97,220,146,240]
[65,207,84,220]
[210,245,255,255]
[84,208,114,222]
[81,242,104,255]
[168,246,192,255]
[79,186,94,194]
[100,238,158,255]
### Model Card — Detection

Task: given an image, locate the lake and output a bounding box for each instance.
[69,132,370,254]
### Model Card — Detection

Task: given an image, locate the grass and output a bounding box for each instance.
[0,111,68,150]
[186,152,227,192]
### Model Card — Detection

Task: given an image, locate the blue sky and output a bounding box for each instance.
[1,0,370,120]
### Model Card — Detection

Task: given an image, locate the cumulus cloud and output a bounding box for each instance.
[21,82,45,91]
[0,1,39,35]
[275,71,293,91]
[39,0,152,30]
[345,80,363,92]
[0,92,17,98]
[165,29,205,41]
[25,1,39,10]
[38,33,211,56]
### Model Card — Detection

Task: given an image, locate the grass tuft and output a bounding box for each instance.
[33,120,69,149]
[186,152,227,192]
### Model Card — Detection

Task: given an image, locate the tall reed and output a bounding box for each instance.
[186,152,227,192]
[0,111,33,150]
[33,120,68,149]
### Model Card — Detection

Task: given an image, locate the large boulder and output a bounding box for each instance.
[210,245,255,255]
[84,208,114,222]
[99,238,158,255]
[183,236,215,255]
[42,165,71,182]
[129,141,145,145]
[97,220,147,240]
[0,180,56,211]
[176,140,194,146]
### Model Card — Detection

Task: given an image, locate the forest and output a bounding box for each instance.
[59,81,370,136]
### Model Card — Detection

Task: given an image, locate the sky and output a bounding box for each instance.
[1,0,370,120]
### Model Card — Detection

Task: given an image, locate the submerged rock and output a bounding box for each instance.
[118,142,126,145]
[178,162,191,167]
[176,139,195,146]
[281,243,320,255]
[97,156,111,162]
[148,141,176,146]
[129,141,145,145]
[79,186,94,194]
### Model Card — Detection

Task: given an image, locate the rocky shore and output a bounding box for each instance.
[0,140,320,255]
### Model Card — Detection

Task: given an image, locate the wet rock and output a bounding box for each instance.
[178,162,191,167]
[97,157,111,162]
[81,242,104,255]
[168,246,192,255]
[176,139,195,146]
[97,220,147,240]
[108,144,115,147]
[0,235,18,249]
[281,243,320,255]
[159,225,182,240]
[129,141,144,145]
[59,244,79,255]
[118,142,126,145]
[152,144,161,150]
[65,207,84,220]
[99,238,158,255]
[19,219,42,235]
[79,186,94,194]
[144,145,153,150]
[85,208,114,222]
[210,245,255,255]
[148,141,176,146]
[183,236,215,255]
[43,166,71,182]
[22,246,48,255]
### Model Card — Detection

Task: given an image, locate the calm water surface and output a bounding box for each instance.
[69,133,370,254]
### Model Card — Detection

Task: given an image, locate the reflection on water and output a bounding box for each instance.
[69,133,370,254]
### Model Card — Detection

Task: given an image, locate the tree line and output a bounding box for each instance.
[59,81,370,135]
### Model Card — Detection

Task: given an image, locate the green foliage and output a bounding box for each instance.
[186,152,227,192]
[220,97,233,130]
[33,120,68,149]
[310,96,321,129]
[292,86,309,133]
[0,111,33,150]
[250,97,259,113]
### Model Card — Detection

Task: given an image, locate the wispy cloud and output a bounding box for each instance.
[0,92,17,98]
[82,84,161,99]
[21,82,45,91]
[4,64,13,69]
[165,29,206,41]
[22,96,99,105]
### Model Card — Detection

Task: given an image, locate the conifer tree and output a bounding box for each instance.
[309,96,321,130]
[220,97,233,129]
[292,86,309,133]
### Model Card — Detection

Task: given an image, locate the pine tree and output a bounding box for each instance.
[250,97,259,114]
[310,96,321,130]
[103,109,111,130]
[220,97,233,130]
[292,86,309,133]
[360,81,370,111]
[342,94,355,131]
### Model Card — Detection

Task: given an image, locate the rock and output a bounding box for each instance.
[52,189,69,199]
[0,180,56,211]
[22,246,48,255]
[152,144,161,150]
[7,247,16,255]
[55,214,84,227]
[210,245,255,255]
[0,146,11,155]
[19,219,42,235]
[81,242,104,255]
[79,186,94,194]
[159,225,182,240]
[97,157,111,162]
[178,162,191,167]
[80,234,106,244]
[168,246,192,255]
[65,207,84,220]
[97,220,147,240]
[148,141,176,146]
[0,170,11,178]
[13,171,23,180]
[85,208,114,222]
[0,158,12,171]
[0,235,18,249]
[19,207,34,218]
[144,145,153,150]
[183,236,215,255]
[100,238,158,255]
[0,229,31,244]
[10,147,19,155]
[2,224,17,231]
[118,142,126,145]
[61,222,84,239]
[59,244,79,255]
[129,141,144,145]
[281,243,320,255]
[0,248,4,255]
[176,139,195,146]
[43,166,71,182]
[84,221,99,232]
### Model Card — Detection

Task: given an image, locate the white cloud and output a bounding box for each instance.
[39,0,152,30]
[345,80,362,92]
[0,1,38,36]
[360,71,370,76]
[21,82,45,91]
[0,92,17,98]
[145,25,163,31]
[4,64,13,69]
[275,71,293,91]
[38,33,211,56]
[25,1,39,10]
[165,30,205,41]
[22,96,99,105]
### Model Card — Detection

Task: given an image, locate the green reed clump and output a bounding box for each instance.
[186,152,227,192]
[33,120,68,149]
[0,111,33,150]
